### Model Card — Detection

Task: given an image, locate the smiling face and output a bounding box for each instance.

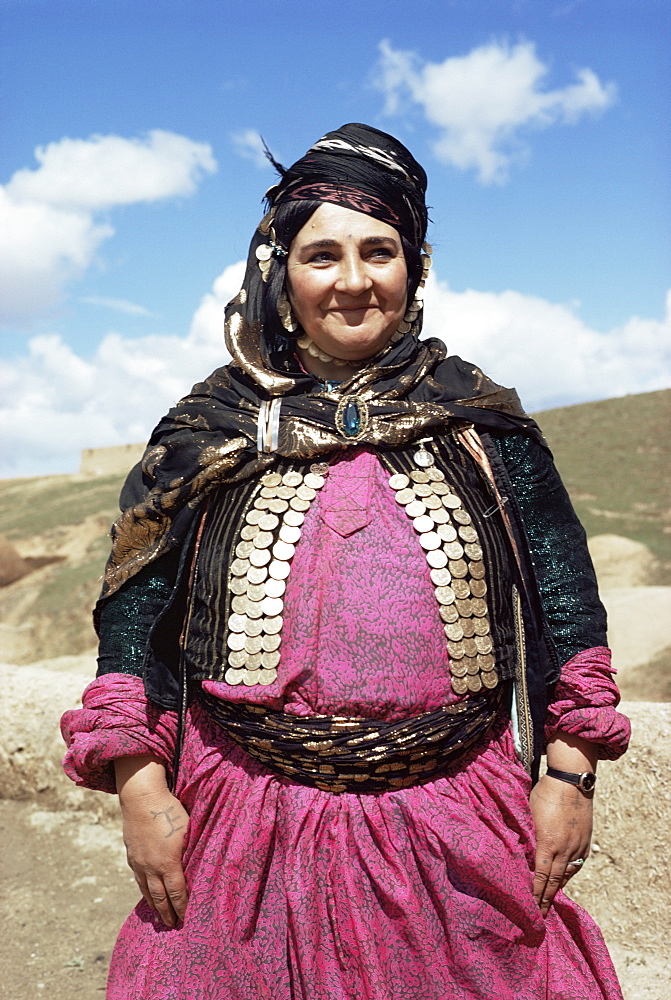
[286,203,408,375]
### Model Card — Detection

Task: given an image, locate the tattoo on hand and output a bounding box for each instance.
[151,806,185,839]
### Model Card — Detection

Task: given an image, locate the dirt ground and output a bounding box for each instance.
[1,788,668,1000]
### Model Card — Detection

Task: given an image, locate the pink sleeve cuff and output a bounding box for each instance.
[60,674,179,793]
[544,647,630,761]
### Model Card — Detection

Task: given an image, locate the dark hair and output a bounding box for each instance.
[261,199,424,355]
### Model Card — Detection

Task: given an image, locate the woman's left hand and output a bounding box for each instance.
[529,774,593,916]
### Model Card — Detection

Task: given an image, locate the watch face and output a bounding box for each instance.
[580,772,597,792]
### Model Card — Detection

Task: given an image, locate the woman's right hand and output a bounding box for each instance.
[114,755,190,928]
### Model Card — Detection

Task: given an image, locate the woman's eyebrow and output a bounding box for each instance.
[297,235,399,253]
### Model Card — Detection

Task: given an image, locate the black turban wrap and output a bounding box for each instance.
[264,123,429,248]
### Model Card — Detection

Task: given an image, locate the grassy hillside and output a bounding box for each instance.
[0,386,669,662]
[534,388,671,576]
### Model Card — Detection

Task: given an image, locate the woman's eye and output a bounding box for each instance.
[309,252,335,264]
[369,247,394,260]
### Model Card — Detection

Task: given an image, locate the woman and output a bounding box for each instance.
[62,123,629,1000]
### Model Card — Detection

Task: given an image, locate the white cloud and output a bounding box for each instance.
[231,129,271,169]
[1,264,669,478]
[81,297,154,317]
[375,39,616,184]
[0,131,217,326]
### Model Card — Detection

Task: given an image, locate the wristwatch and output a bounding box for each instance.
[546,767,597,792]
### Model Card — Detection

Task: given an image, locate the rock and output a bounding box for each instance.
[0,533,30,586]
[588,534,657,588]
[600,587,671,674]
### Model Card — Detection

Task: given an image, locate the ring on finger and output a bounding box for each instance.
[567,857,586,870]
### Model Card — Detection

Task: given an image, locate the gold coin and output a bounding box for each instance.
[228,650,247,668]
[240,524,259,541]
[459,526,478,543]
[467,674,483,693]
[272,540,295,561]
[231,595,249,615]
[444,541,464,560]
[245,635,263,654]
[261,650,281,669]
[475,635,493,654]
[465,655,480,675]
[473,618,490,636]
[249,548,271,567]
[395,488,415,505]
[260,487,276,498]
[304,472,325,489]
[230,576,248,595]
[247,583,266,602]
[242,669,261,687]
[258,513,280,531]
[262,633,281,651]
[461,618,476,638]
[451,676,469,695]
[455,598,473,616]
[423,494,442,510]
[264,577,286,598]
[283,472,303,487]
[279,524,301,545]
[426,548,448,568]
[419,531,441,551]
[431,568,451,587]
[448,559,468,578]
[452,579,470,599]
[477,652,495,670]
[445,622,464,641]
[412,447,434,468]
[246,652,263,669]
[470,579,487,598]
[410,470,430,484]
[437,523,457,543]
[262,596,284,616]
[469,561,486,580]
[453,509,472,525]
[228,613,247,633]
[413,483,433,498]
[430,481,449,496]
[413,514,434,533]
[296,484,316,501]
[448,640,466,659]
[245,601,264,620]
[405,500,426,517]
[253,531,274,549]
[262,472,282,487]
[464,542,483,559]
[258,668,277,686]
[471,598,488,617]
[443,494,462,509]
[235,540,254,559]
[268,498,289,513]
[427,467,445,482]
[449,661,468,678]
[290,497,310,511]
[439,604,459,623]
[231,558,250,576]
[276,485,296,500]
[463,638,478,657]
[435,585,456,605]
[310,462,330,476]
[429,506,449,524]
[482,671,498,689]
[225,667,245,686]
[245,618,264,637]
[389,473,410,490]
[283,508,305,527]
[254,497,270,510]
[246,508,263,525]
[269,559,290,580]
[263,615,283,634]
[247,565,268,585]
[227,631,246,651]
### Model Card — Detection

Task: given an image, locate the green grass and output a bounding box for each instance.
[0,473,124,539]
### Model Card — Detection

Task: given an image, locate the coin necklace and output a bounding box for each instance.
[388,447,498,695]
[225,464,329,688]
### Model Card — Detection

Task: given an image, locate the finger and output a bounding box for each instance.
[145,873,179,928]
[132,870,157,911]
[532,846,553,907]
[163,868,189,922]
[538,863,566,917]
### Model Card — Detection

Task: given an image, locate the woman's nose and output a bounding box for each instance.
[335,255,372,295]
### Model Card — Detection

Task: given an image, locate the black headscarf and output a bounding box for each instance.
[101,124,542,596]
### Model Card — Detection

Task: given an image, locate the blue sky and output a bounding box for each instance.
[1,0,669,476]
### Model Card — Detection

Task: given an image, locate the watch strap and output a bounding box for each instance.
[546,767,596,792]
